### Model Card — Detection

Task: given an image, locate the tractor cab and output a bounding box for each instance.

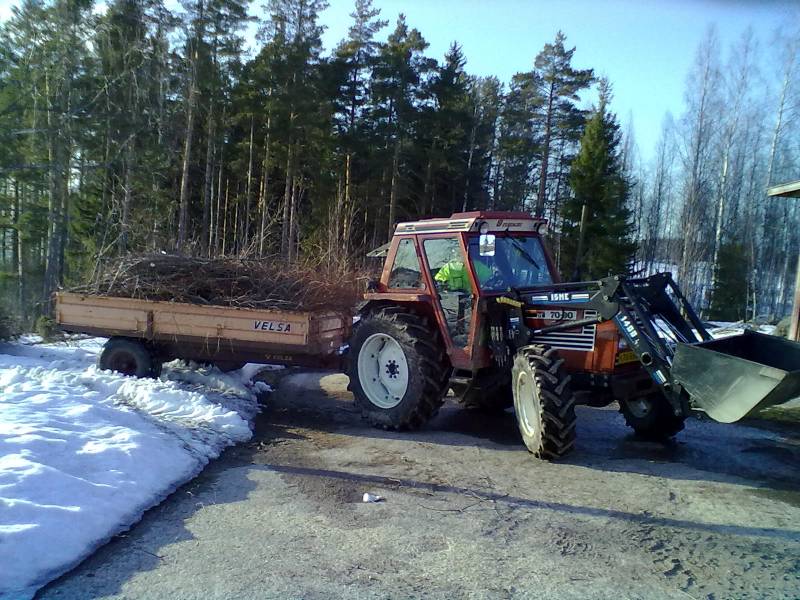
[366,211,556,370]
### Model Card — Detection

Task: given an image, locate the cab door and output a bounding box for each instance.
[419,234,481,369]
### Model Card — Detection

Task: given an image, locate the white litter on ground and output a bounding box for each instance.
[0,336,266,599]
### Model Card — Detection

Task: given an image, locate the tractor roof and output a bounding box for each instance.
[395,211,547,235]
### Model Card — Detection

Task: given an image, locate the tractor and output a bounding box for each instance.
[348,211,800,459]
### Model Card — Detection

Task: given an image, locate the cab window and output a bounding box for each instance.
[423,237,473,348]
[388,238,423,288]
[467,235,552,291]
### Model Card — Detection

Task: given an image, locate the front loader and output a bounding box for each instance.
[348,211,800,459]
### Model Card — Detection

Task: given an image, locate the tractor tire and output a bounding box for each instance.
[619,391,685,440]
[511,345,577,459]
[348,307,448,430]
[462,383,513,413]
[98,337,162,378]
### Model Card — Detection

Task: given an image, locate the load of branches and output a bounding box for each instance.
[72,254,364,312]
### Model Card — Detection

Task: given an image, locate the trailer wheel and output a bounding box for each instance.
[98,337,162,378]
[512,345,576,459]
[348,307,448,430]
[619,391,685,440]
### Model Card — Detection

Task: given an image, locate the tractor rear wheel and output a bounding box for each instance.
[511,345,576,459]
[348,307,448,430]
[619,391,685,440]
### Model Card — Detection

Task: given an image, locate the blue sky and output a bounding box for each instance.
[2,0,796,160]
[317,0,797,160]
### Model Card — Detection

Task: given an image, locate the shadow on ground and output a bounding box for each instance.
[268,370,800,494]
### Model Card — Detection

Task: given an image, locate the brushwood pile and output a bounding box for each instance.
[71,254,362,312]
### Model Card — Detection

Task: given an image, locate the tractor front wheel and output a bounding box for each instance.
[619,391,685,440]
[348,307,448,430]
[511,345,577,459]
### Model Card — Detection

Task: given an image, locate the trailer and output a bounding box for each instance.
[55,292,350,375]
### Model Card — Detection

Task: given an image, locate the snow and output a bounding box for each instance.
[706,321,777,339]
[0,337,267,599]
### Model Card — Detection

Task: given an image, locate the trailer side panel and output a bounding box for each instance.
[55,292,350,367]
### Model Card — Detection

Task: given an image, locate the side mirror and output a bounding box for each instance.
[479,233,496,257]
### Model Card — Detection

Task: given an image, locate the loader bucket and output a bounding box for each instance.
[671,330,800,423]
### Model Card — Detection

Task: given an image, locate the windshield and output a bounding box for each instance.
[467,235,553,291]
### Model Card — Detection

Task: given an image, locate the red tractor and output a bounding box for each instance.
[348,211,800,459]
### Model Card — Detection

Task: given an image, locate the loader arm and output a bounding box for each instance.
[487,272,787,422]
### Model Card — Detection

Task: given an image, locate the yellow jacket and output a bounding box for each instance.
[434,260,491,291]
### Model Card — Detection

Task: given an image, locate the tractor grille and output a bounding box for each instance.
[528,310,597,352]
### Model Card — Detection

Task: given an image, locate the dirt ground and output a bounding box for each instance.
[39,371,800,600]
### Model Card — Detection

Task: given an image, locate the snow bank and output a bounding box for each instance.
[0,338,264,599]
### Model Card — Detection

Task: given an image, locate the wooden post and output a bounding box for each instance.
[790,253,800,341]
[767,180,800,340]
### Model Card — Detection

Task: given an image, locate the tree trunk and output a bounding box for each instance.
[710,151,728,295]
[462,104,478,212]
[281,143,295,256]
[43,76,64,310]
[14,179,23,316]
[574,201,589,279]
[243,116,255,254]
[258,119,272,256]
[387,140,400,239]
[342,152,352,262]
[423,157,433,215]
[221,178,230,255]
[288,178,299,262]
[119,143,133,254]
[535,82,556,218]
[213,111,226,255]
[177,76,196,252]
[201,99,215,255]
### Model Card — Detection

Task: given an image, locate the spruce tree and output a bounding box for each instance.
[561,79,636,280]
[708,238,749,321]
[371,14,431,236]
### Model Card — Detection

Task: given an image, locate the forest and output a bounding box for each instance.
[0,0,798,330]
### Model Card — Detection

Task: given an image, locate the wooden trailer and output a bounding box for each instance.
[55,292,351,374]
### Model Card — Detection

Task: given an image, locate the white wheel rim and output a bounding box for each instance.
[357,333,409,409]
[515,369,541,438]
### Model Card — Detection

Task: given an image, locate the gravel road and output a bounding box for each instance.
[39,371,800,600]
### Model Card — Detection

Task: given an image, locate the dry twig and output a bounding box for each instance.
[71,254,363,313]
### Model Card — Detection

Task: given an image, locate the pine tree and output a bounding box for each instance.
[561,80,636,280]
[532,31,594,218]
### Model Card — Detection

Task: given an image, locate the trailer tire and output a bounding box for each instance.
[619,392,685,440]
[348,307,448,430]
[512,345,576,459]
[98,337,162,379]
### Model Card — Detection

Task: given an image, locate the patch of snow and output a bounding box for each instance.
[707,321,779,340]
[0,337,265,599]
